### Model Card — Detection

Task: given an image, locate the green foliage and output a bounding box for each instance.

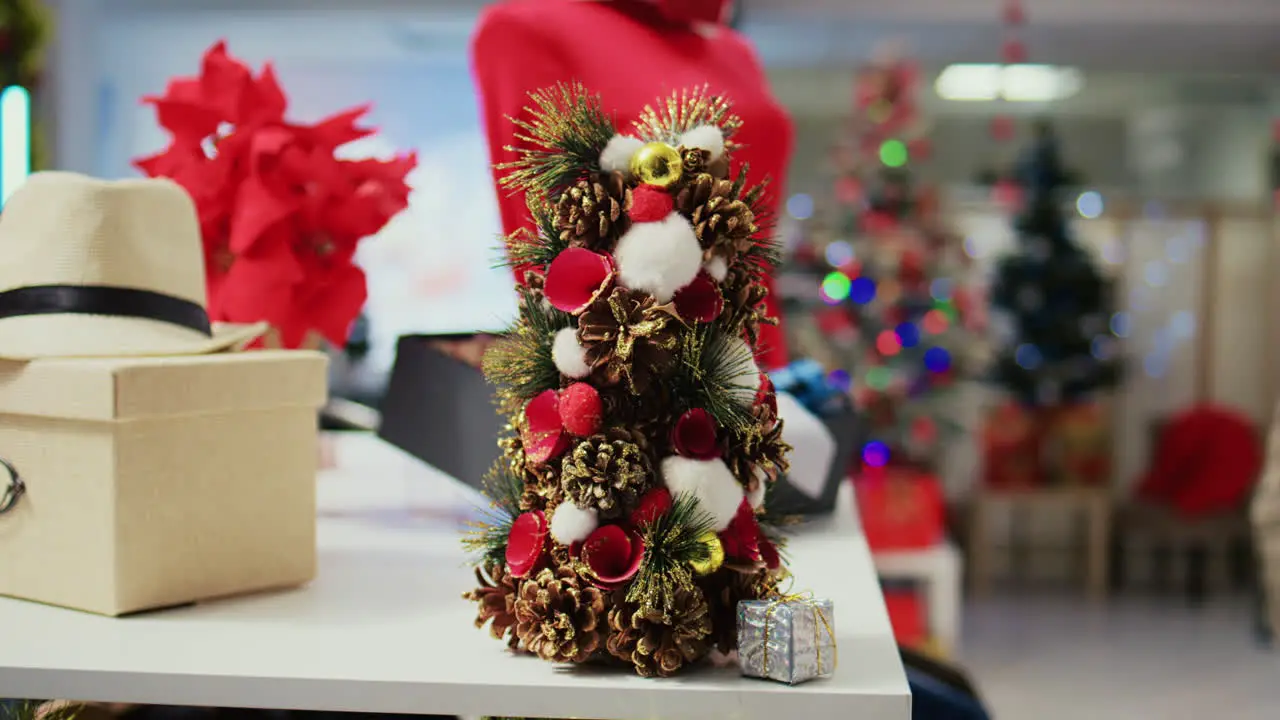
[633,85,743,144]
[499,82,616,200]
[462,463,524,565]
[672,325,758,435]
[628,492,717,616]
[481,287,572,402]
[495,198,568,272]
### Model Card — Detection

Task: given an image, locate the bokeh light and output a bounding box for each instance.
[821,271,851,304]
[828,368,852,392]
[922,309,950,334]
[923,347,951,373]
[1109,312,1132,338]
[879,139,908,168]
[1171,311,1196,340]
[929,278,954,301]
[1015,343,1043,369]
[866,367,893,390]
[862,440,891,468]
[876,330,902,356]
[895,322,921,348]
[825,240,855,268]
[786,193,814,220]
[1076,190,1104,219]
[849,276,878,304]
[1144,261,1168,287]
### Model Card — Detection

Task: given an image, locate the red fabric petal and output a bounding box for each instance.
[210,240,301,325]
[559,382,603,437]
[199,40,255,122]
[521,390,570,465]
[719,499,762,562]
[544,248,615,314]
[673,270,723,323]
[305,106,374,150]
[672,408,720,460]
[244,62,288,126]
[505,510,549,578]
[629,184,674,223]
[630,487,673,527]
[287,261,368,348]
[228,174,298,254]
[581,525,644,589]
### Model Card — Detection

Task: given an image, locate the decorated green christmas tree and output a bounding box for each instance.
[782,58,983,470]
[463,84,792,677]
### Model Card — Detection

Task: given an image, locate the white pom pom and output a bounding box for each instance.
[600,134,645,175]
[613,212,703,302]
[704,255,729,282]
[551,327,591,378]
[724,335,763,405]
[679,125,726,161]
[661,456,744,531]
[550,501,598,545]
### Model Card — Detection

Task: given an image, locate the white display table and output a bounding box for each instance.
[0,433,909,720]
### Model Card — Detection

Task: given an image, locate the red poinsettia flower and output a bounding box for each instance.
[521,390,571,465]
[574,524,645,590]
[558,382,603,437]
[544,248,615,314]
[672,408,720,460]
[134,40,416,349]
[630,487,673,527]
[506,510,549,578]
[673,270,723,323]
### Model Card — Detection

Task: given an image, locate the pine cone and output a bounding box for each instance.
[463,561,522,649]
[719,263,774,345]
[606,587,713,677]
[680,146,711,176]
[500,429,563,511]
[699,568,784,654]
[577,287,680,395]
[514,567,608,664]
[724,407,791,489]
[560,430,652,518]
[555,171,632,252]
[673,173,758,254]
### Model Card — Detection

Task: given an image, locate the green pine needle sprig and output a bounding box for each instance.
[673,325,758,435]
[481,287,571,402]
[496,198,569,271]
[499,82,616,200]
[628,492,717,616]
[633,85,743,145]
[462,463,524,565]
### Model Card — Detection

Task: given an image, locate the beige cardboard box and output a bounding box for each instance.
[0,350,328,616]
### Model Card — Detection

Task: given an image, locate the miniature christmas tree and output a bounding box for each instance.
[781,58,983,469]
[463,84,791,677]
[988,119,1121,406]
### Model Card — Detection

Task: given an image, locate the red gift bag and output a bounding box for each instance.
[856,468,945,551]
[981,401,1046,489]
[882,582,928,648]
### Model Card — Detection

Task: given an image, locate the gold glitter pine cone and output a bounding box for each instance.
[560,429,652,518]
[555,171,632,252]
[723,406,791,488]
[499,429,563,511]
[514,566,608,664]
[463,561,522,650]
[673,173,758,253]
[606,587,713,677]
[698,567,784,654]
[577,287,680,395]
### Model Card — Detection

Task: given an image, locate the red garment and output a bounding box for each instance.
[470,0,793,370]
[1136,405,1260,519]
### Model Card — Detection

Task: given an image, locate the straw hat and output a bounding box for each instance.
[0,172,266,359]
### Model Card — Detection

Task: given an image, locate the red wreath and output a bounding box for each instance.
[134,41,417,349]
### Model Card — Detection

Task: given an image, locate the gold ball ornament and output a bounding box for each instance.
[689,530,725,576]
[630,142,684,188]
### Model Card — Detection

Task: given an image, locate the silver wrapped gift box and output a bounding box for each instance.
[737,596,837,684]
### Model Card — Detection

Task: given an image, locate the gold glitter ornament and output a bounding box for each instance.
[689,531,725,576]
[630,142,684,188]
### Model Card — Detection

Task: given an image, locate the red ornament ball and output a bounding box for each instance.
[631,487,674,527]
[521,389,570,465]
[629,184,675,223]
[506,510,549,578]
[559,382,603,437]
[672,408,721,460]
[672,270,724,323]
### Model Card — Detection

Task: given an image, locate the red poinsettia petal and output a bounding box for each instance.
[630,487,673,527]
[672,408,720,460]
[305,106,375,150]
[228,174,298,254]
[147,97,224,146]
[198,40,256,121]
[211,240,302,326]
[521,390,570,465]
[559,382,603,437]
[243,62,288,126]
[293,261,368,349]
[673,270,723,323]
[544,248,615,314]
[582,525,644,589]
[506,510,549,578]
[629,184,674,223]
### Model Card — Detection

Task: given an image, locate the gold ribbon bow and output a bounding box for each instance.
[761,589,838,678]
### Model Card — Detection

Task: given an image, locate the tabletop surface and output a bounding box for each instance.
[0,432,910,720]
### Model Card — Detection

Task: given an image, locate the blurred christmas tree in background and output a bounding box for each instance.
[779,55,985,472]
[987,119,1123,406]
